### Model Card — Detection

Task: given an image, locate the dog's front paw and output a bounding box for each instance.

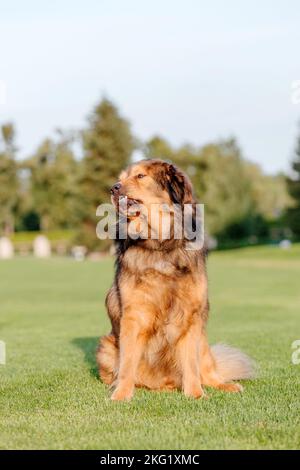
[184,383,205,399]
[111,384,134,401]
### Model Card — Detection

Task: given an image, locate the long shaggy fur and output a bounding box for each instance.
[96,159,255,400]
[211,344,255,382]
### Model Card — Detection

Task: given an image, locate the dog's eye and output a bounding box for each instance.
[137,174,146,179]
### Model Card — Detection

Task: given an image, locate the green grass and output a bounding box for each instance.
[0,245,300,449]
[11,229,74,243]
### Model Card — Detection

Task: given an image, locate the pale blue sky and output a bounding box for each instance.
[0,0,300,173]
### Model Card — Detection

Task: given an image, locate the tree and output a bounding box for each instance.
[144,136,207,200]
[0,123,19,235]
[27,132,79,231]
[197,139,254,236]
[78,98,134,250]
[144,136,254,237]
[286,125,300,237]
[245,162,291,220]
[144,135,174,161]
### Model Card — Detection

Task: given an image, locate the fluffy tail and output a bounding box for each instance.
[211,344,256,382]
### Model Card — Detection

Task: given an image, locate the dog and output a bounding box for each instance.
[96,159,254,401]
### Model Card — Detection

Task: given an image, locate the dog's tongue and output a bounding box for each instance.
[127,198,138,207]
[119,196,139,207]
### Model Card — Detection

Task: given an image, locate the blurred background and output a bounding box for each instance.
[1,0,300,257]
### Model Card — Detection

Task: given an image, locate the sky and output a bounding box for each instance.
[0,0,300,174]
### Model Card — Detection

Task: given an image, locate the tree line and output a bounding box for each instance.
[0,97,299,251]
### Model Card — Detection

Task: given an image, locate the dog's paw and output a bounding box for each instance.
[218,382,243,393]
[111,385,134,401]
[184,383,205,399]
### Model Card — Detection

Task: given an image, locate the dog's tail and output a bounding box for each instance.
[211,344,256,382]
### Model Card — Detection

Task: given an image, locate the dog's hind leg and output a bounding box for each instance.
[96,334,118,386]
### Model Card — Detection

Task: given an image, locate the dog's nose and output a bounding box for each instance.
[110,182,122,194]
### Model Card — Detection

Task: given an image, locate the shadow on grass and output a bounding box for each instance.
[72,337,99,379]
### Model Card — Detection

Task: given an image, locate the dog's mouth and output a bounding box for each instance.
[112,195,143,219]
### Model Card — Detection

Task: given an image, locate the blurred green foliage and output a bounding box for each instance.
[145,135,292,244]
[0,97,296,251]
[76,98,134,250]
[286,124,300,237]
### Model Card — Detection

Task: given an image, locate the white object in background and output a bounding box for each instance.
[0,340,5,365]
[279,239,291,250]
[0,237,14,259]
[33,235,51,258]
[71,246,87,261]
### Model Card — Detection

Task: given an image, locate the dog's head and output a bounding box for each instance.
[111,159,194,212]
[111,159,197,247]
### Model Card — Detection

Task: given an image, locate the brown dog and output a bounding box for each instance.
[96,159,254,401]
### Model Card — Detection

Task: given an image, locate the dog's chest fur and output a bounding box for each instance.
[119,246,206,347]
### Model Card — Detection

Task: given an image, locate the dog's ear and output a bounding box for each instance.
[163,163,194,205]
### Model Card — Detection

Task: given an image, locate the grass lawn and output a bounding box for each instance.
[0,245,300,449]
